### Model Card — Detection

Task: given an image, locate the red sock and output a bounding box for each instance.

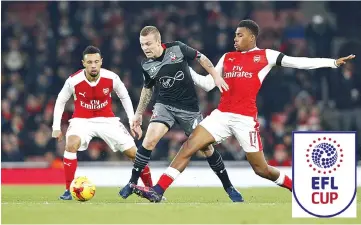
[157,174,175,192]
[274,171,292,192]
[140,165,153,187]
[282,175,293,192]
[63,151,77,190]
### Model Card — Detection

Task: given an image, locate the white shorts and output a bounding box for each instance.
[66,117,135,152]
[199,109,263,153]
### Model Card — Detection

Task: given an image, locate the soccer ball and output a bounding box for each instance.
[70,176,96,201]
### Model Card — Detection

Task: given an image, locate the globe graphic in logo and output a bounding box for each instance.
[311,143,338,169]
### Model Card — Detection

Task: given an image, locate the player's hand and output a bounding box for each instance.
[52,130,63,142]
[131,125,143,140]
[336,54,356,67]
[214,76,229,93]
[131,114,142,130]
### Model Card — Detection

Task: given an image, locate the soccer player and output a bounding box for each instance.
[52,46,152,200]
[119,26,244,202]
[131,20,356,202]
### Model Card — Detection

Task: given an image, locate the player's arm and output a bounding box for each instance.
[131,69,155,130]
[176,41,228,92]
[113,75,135,125]
[52,78,73,141]
[114,75,143,139]
[189,67,215,92]
[135,68,155,117]
[135,87,153,117]
[188,53,225,92]
[266,49,356,69]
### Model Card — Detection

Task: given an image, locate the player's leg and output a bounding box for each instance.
[60,120,93,200]
[177,109,243,202]
[94,120,154,198]
[132,110,233,202]
[122,146,153,187]
[231,118,292,192]
[246,151,292,191]
[127,103,174,185]
[132,125,215,202]
[60,135,81,200]
[200,144,243,202]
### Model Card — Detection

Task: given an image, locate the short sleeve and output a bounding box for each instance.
[175,41,201,61]
[142,68,156,88]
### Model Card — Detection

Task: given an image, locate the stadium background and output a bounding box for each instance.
[2,1,361,170]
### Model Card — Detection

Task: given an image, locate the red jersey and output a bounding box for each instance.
[70,69,115,118]
[52,68,134,130]
[214,47,337,119]
[217,48,272,118]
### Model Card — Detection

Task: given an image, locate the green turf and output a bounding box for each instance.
[1,186,360,224]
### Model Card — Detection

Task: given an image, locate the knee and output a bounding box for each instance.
[65,144,78,153]
[199,145,214,157]
[253,165,270,178]
[66,136,81,153]
[142,135,159,150]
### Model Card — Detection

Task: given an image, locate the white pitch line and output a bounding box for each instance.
[1,202,279,205]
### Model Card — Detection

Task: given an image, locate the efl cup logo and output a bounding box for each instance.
[307,140,341,175]
[292,132,356,218]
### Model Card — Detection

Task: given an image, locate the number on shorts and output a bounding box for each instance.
[249,131,257,147]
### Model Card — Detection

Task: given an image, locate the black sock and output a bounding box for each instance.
[129,146,152,184]
[206,149,232,190]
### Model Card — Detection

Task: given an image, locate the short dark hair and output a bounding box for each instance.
[83,46,101,58]
[238,20,260,38]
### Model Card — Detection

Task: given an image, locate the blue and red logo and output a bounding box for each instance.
[292,132,357,218]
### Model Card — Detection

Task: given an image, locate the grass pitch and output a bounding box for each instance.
[1,186,360,224]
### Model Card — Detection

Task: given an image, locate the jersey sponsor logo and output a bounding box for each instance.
[79,92,86,97]
[224,65,253,78]
[103,88,109,95]
[228,57,235,62]
[80,99,109,110]
[159,71,184,88]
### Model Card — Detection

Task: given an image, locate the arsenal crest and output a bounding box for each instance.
[103,88,109,95]
[253,55,260,63]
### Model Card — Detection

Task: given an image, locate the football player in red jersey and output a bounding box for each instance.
[130,20,355,202]
[52,46,150,200]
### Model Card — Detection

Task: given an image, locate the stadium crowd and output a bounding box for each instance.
[2,1,361,166]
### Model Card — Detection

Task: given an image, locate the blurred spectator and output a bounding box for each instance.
[306,15,335,58]
[268,144,292,167]
[331,62,361,143]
